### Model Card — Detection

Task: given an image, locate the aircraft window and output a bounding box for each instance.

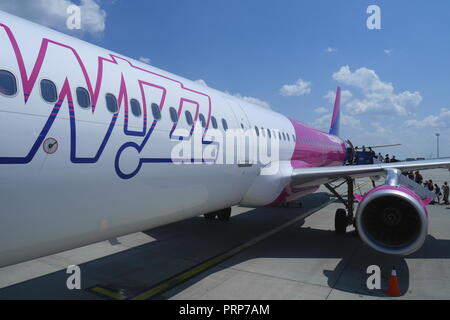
[0,70,17,96]
[222,119,228,131]
[169,107,178,123]
[241,123,244,129]
[282,132,286,141]
[186,110,194,126]
[41,79,58,103]
[279,132,282,140]
[267,129,272,139]
[105,93,118,113]
[130,99,141,117]
[287,134,290,142]
[76,87,90,109]
[292,134,296,142]
[199,114,206,128]
[255,126,259,136]
[211,116,218,129]
[151,103,161,120]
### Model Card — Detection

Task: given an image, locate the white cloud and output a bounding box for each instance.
[0,0,106,36]
[195,79,208,87]
[324,89,353,104]
[325,47,337,53]
[342,114,362,129]
[332,66,422,116]
[279,79,312,97]
[405,108,450,128]
[139,57,151,64]
[333,66,390,93]
[234,94,271,109]
[319,67,445,159]
[384,49,393,56]
[363,122,393,139]
[314,107,328,114]
[312,113,361,131]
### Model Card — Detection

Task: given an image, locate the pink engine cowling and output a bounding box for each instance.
[355,185,430,256]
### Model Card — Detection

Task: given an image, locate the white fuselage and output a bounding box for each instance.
[0,11,345,267]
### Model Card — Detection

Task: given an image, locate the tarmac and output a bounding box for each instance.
[1,168,450,300]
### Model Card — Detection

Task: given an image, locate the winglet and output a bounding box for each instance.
[329,86,341,136]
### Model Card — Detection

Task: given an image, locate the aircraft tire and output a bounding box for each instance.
[204,213,217,220]
[217,208,232,221]
[335,209,347,235]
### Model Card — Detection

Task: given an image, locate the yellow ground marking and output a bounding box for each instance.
[89,286,127,300]
[131,199,338,300]
[92,178,373,300]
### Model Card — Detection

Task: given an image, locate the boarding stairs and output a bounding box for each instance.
[398,175,436,200]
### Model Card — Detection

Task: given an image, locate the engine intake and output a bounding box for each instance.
[355,185,429,256]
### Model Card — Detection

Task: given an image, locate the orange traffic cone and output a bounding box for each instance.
[386,267,403,297]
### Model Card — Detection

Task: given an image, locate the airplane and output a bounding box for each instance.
[0,10,449,268]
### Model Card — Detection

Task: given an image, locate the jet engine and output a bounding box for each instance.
[355,184,430,256]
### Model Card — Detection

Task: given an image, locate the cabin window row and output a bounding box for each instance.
[168,107,228,131]
[0,70,60,103]
[255,126,296,143]
[0,70,231,133]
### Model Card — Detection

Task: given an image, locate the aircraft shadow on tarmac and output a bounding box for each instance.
[141,193,450,299]
[1,193,450,299]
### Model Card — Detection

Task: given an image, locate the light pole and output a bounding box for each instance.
[435,133,440,158]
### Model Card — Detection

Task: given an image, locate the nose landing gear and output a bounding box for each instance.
[325,177,356,235]
[335,208,348,235]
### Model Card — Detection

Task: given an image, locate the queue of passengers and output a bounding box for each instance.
[402,170,450,205]
[354,148,449,205]
[379,153,400,163]
[357,147,399,164]
[423,180,450,205]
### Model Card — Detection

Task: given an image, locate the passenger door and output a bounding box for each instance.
[223,97,254,167]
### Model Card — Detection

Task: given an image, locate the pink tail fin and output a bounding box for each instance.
[329,87,341,136]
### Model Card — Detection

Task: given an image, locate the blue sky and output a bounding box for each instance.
[2,0,450,158]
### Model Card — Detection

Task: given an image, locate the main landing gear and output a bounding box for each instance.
[204,207,232,221]
[325,177,356,235]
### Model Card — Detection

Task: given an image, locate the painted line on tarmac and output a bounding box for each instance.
[355,180,372,193]
[130,200,335,300]
[89,180,370,300]
[87,285,127,300]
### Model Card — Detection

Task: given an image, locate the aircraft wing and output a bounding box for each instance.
[291,158,450,188]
